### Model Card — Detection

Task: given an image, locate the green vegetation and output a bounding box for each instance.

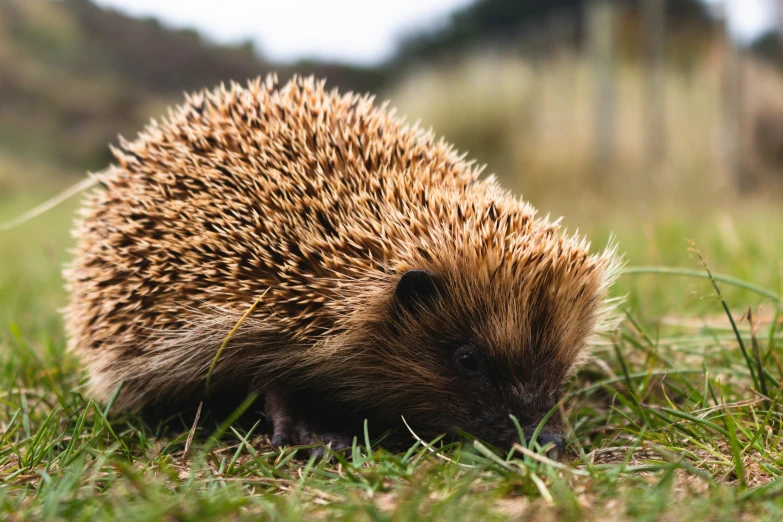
[2,193,783,520]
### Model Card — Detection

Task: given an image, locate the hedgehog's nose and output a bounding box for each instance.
[534,433,563,460]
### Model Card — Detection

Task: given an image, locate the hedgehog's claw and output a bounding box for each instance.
[272,420,352,458]
[292,425,352,457]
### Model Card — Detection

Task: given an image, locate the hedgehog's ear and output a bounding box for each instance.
[394,270,439,313]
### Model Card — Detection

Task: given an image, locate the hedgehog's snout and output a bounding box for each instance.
[469,423,564,459]
[508,426,564,460]
[461,405,564,458]
[532,432,564,460]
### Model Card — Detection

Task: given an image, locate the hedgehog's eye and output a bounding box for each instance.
[452,344,485,378]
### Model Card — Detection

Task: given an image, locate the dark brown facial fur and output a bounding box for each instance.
[382,269,568,452]
[258,266,606,456]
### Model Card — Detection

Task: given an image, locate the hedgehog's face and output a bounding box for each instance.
[381,266,606,456]
[436,339,565,456]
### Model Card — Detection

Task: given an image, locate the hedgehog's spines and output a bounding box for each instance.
[64,74,621,413]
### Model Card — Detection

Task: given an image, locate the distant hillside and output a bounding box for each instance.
[0,0,381,185]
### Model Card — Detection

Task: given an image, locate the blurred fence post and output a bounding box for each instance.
[587,0,617,175]
[778,0,783,44]
[642,0,666,168]
[719,2,744,189]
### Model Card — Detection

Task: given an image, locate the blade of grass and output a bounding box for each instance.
[724,413,747,491]
[743,381,783,454]
[89,400,131,460]
[102,380,125,417]
[641,404,730,438]
[747,307,770,397]
[689,243,760,393]
[612,338,652,428]
[206,289,268,397]
[622,266,781,301]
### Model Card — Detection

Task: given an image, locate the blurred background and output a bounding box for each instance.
[4,0,783,208]
[2,0,783,318]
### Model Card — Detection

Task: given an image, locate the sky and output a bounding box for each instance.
[708,0,778,42]
[92,0,779,66]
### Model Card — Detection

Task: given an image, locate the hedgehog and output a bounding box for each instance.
[64,75,621,456]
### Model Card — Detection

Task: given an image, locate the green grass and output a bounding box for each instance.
[3,194,783,521]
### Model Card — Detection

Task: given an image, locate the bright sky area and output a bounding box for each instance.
[92,0,779,66]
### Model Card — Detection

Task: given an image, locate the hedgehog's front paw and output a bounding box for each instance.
[272,423,353,458]
[264,385,352,458]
